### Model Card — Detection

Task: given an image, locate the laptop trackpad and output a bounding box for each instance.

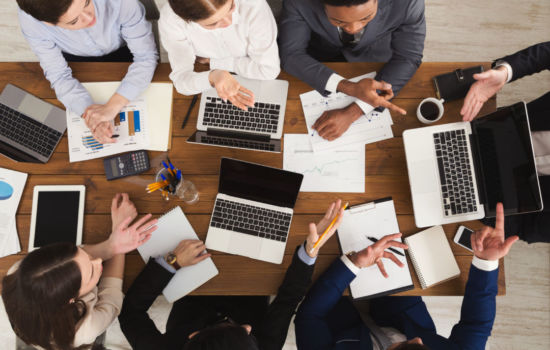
[410,160,439,194]
[18,94,51,123]
[228,233,262,258]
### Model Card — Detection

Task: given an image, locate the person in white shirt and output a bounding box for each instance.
[159,0,280,110]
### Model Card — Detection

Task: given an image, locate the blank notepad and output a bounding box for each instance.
[137,206,218,302]
[404,226,460,289]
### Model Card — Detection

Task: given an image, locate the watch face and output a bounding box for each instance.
[166,253,177,264]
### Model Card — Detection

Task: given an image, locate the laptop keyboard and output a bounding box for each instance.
[200,135,276,151]
[210,199,292,242]
[0,103,62,157]
[433,129,478,217]
[203,97,281,134]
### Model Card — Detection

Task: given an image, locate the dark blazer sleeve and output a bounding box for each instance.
[118,259,175,350]
[446,264,499,350]
[294,258,356,350]
[497,42,550,82]
[278,0,336,95]
[375,0,426,95]
[258,245,315,350]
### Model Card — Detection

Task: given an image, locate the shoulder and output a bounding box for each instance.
[159,2,189,32]
[237,0,273,18]
[17,8,46,35]
[388,0,425,15]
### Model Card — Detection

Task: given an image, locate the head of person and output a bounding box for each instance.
[388,338,429,350]
[1,243,103,350]
[183,318,257,350]
[17,0,97,29]
[322,0,378,35]
[169,0,236,29]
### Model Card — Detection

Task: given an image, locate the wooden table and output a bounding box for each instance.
[0,62,505,296]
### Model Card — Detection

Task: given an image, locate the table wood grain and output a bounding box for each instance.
[0,62,503,295]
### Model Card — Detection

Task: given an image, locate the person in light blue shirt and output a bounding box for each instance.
[17,0,158,143]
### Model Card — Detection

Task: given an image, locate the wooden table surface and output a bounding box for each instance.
[0,62,504,296]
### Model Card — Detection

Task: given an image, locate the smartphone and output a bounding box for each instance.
[454,225,474,252]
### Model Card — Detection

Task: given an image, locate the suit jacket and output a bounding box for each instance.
[278,0,426,96]
[295,258,498,350]
[495,41,550,131]
[119,246,314,350]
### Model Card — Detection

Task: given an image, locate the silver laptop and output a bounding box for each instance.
[0,84,66,163]
[187,76,288,153]
[403,102,543,228]
[205,158,303,264]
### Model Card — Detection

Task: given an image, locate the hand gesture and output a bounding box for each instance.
[305,199,345,258]
[349,233,408,278]
[340,78,406,115]
[111,193,138,231]
[312,108,357,141]
[209,70,255,110]
[460,67,508,121]
[471,203,518,261]
[89,121,117,144]
[174,240,211,267]
[108,214,158,255]
[83,104,120,143]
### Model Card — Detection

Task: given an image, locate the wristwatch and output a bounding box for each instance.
[165,252,181,270]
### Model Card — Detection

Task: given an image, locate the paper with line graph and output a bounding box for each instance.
[283,134,364,192]
[67,98,150,162]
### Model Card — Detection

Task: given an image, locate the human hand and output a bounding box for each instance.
[196,56,210,65]
[338,78,407,115]
[460,67,508,121]
[312,106,360,141]
[174,240,211,267]
[208,70,255,110]
[471,202,518,261]
[305,199,345,258]
[111,193,138,231]
[90,121,116,144]
[349,233,408,278]
[108,214,158,255]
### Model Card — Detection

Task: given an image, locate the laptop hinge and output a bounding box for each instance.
[206,128,271,142]
[469,132,487,208]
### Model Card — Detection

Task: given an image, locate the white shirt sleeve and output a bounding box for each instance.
[472,256,499,271]
[325,73,375,115]
[340,254,361,275]
[494,60,513,83]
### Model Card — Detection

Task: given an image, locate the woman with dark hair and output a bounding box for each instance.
[2,193,158,350]
[159,0,280,110]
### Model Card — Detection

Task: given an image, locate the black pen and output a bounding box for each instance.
[366,236,405,256]
[182,95,199,129]
[111,134,119,138]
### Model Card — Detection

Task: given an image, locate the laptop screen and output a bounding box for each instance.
[218,158,303,208]
[472,102,543,217]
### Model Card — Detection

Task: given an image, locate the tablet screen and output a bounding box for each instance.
[33,191,81,247]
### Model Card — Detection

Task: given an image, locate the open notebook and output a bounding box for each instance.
[404,225,460,289]
[137,206,218,302]
[337,198,413,300]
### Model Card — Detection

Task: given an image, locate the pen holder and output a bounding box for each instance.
[154,168,199,204]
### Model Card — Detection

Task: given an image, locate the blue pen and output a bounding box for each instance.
[176,169,182,180]
[160,173,167,181]
[162,160,170,170]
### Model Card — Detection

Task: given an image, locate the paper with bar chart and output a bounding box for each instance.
[67,98,150,162]
[283,134,364,192]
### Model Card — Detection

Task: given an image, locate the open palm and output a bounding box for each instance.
[461,69,507,121]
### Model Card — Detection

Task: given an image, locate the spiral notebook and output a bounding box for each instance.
[137,206,219,302]
[337,198,413,300]
[404,225,460,289]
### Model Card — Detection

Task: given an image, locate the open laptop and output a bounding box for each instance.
[205,158,303,264]
[403,102,543,228]
[187,76,288,153]
[0,84,65,163]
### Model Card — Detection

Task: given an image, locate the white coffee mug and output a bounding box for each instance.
[417,97,445,124]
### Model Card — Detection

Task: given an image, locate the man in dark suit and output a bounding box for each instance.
[461,42,550,243]
[295,203,518,350]
[278,0,426,141]
[118,201,345,350]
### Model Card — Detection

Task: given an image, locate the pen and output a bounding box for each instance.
[310,202,349,253]
[111,134,119,138]
[162,160,176,177]
[182,95,198,129]
[365,236,405,256]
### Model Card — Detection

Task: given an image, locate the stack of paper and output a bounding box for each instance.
[67,82,173,162]
[0,168,27,257]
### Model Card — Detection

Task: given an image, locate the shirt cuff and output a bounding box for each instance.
[354,99,375,116]
[98,277,123,289]
[297,243,317,266]
[340,254,361,275]
[325,73,346,94]
[472,256,499,271]
[494,60,513,83]
[211,57,236,73]
[154,256,177,274]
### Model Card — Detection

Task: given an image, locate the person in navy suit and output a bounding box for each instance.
[295,203,518,350]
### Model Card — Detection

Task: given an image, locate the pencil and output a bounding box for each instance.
[310,202,349,253]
